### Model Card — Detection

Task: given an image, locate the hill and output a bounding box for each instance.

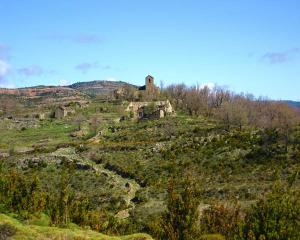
[0,80,138,98]
[69,80,138,96]
[0,86,80,97]
[285,100,300,109]
[0,81,299,239]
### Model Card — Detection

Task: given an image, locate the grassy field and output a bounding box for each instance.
[0,120,77,149]
[0,101,123,150]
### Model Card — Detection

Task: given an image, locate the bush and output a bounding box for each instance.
[200,202,242,239]
[243,183,300,240]
[143,103,157,116]
[199,180,300,240]
[159,175,201,240]
[0,223,17,240]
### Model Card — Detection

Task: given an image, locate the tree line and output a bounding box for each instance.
[159,84,300,153]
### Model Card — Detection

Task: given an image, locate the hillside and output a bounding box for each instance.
[0,82,299,239]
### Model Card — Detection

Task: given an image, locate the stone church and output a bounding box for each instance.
[125,75,174,120]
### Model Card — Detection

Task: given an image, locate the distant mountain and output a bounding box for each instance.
[284,101,300,109]
[0,86,80,97]
[68,80,138,96]
[0,80,139,97]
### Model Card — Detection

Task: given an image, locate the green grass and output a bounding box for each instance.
[200,234,225,240]
[0,214,153,240]
[0,120,77,149]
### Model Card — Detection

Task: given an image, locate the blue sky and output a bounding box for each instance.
[0,0,299,100]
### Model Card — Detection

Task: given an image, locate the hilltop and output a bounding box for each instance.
[69,80,138,96]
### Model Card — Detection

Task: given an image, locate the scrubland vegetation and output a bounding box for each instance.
[0,83,299,239]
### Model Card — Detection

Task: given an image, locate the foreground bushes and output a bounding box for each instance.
[199,182,300,240]
[161,177,200,240]
[200,202,242,239]
[243,183,300,240]
[0,161,121,234]
[149,174,300,240]
[1,158,299,239]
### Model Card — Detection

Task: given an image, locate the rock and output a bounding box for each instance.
[14,147,34,154]
[198,204,211,217]
[38,113,45,120]
[0,152,9,158]
[115,209,130,219]
[152,142,165,152]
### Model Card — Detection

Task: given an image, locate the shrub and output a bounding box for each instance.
[200,202,242,239]
[159,175,201,240]
[143,103,157,116]
[243,183,300,240]
[0,223,17,240]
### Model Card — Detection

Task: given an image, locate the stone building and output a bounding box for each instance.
[53,101,88,119]
[114,75,160,101]
[126,100,174,120]
[54,106,75,119]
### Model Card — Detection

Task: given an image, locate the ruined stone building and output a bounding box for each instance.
[54,106,75,119]
[126,100,174,120]
[54,101,88,119]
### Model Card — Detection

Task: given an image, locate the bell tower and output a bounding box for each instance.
[145,75,154,92]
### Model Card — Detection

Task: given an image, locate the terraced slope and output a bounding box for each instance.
[51,147,141,218]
